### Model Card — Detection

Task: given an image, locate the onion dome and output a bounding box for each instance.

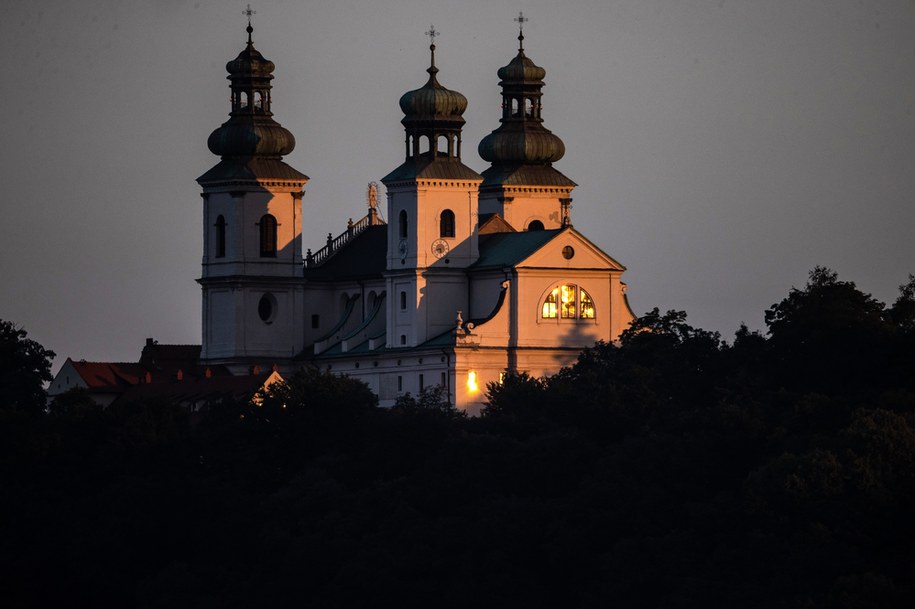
[383,33,482,183]
[478,30,566,167]
[206,22,296,160]
[399,43,468,129]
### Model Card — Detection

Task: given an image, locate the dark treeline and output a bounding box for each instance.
[2,267,915,608]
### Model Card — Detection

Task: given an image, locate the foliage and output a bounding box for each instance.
[392,385,464,418]
[3,268,915,608]
[251,366,378,424]
[0,319,55,415]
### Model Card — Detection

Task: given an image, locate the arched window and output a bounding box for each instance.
[560,284,577,318]
[528,220,544,231]
[580,288,595,319]
[259,214,277,257]
[215,215,226,258]
[542,288,559,318]
[440,209,455,238]
[541,284,596,320]
[399,210,408,239]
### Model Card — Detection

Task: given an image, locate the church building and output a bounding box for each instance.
[197,19,636,412]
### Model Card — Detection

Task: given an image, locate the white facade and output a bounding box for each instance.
[199,28,636,413]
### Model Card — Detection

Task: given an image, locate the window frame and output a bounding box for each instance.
[259,214,278,258]
[539,283,597,322]
[440,209,455,239]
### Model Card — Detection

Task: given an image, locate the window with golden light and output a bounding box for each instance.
[541,284,596,320]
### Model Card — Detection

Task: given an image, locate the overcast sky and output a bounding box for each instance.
[2,0,913,371]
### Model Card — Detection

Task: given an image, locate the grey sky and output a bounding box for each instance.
[2,0,913,371]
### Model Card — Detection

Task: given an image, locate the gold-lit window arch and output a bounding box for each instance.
[541,284,596,320]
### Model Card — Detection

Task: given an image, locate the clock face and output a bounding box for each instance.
[431,239,450,259]
[398,239,408,260]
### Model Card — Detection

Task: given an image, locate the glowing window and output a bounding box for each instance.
[467,371,478,393]
[542,287,559,318]
[560,284,578,319]
[540,284,596,320]
[580,288,595,319]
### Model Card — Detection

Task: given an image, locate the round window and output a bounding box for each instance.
[258,293,277,324]
[562,246,575,260]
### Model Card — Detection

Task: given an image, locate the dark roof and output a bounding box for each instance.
[382,157,482,183]
[480,164,576,188]
[114,372,276,406]
[473,229,562,269]
[197,158,308,184]
[303,225,387,280]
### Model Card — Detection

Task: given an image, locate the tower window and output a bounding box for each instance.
[258,293,277,324]
[311,314,320,329]
[528,220,544,231]
[440,209,455,238]
[400,291,407,310]
[215,215,226,258]
[399,210,408,239]
[419,374,424,392]
[259,214,277,257]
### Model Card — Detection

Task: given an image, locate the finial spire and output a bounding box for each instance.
[243,4,256,44]
[515,11,528,52]
[425,25,440,75]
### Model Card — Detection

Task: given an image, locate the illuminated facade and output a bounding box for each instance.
[199,23,636,413]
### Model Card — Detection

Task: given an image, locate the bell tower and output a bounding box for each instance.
[478,14,576,231]
[381,28,483,348]
[197,17,308,370]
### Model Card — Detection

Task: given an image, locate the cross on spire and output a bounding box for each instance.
[243,4,256,43]
[515,11,528,51]
[425,25,439,46]
[425,25,439,73]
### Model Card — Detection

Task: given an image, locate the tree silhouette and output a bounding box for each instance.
[0,319,55,415]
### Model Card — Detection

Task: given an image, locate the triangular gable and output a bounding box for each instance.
[478,213,517,235]
[513,227,626,271]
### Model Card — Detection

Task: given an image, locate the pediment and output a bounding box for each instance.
[516,227,626,271]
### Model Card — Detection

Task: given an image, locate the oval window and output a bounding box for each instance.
[258,293,277,324]
[562,246,575,259]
